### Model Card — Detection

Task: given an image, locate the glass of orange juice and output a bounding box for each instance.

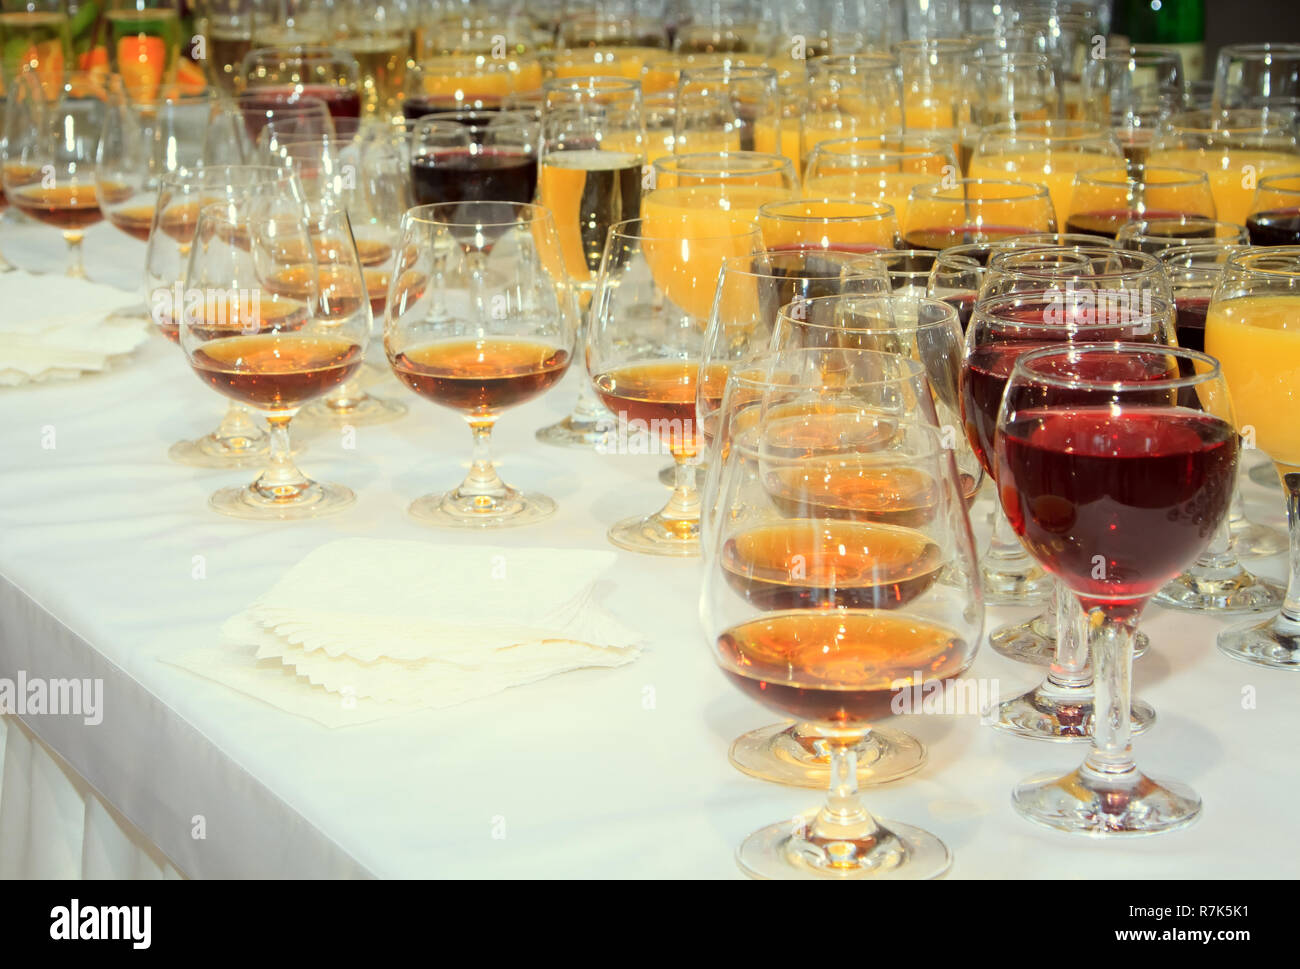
[673,64,779,155]
[757,197,900,254]
[968,119,1124,228]
[536,76,645,449]
[1148,110,1300,227]
[801,51,904,166]
[1065,166,1217,240]
[1205,248,1300,670]
[802,134,957,225]
[904,178,1058,250]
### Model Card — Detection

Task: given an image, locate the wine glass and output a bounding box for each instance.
[697,248,891,457]
[1065,166,1217,239]
[802,52,904,164]
[96,84,212,254]
[409,111,538,209]
[672,64,779,154]
[534,75,645,449]
[182,200,369,519]
[757,197,900,254]
[904,178,1057,250]
[927,242,1002,331]
[1207,248,1300,670]
[1081,45,1184,171]
[895,37,976,138]
[328,0,410,119]
[385,202,579,527]
[0,0,71,93]
[999,344,1237,832]
[403,53,545,118]
[233,89,335,146]
[1148,109,1300,227]
[802,134,956,227]
[587,217,763,556]
[971,51,1059,130]
[968,120,1124,228]
[200,0,256,94]
[1115,216,1250,253]
[1213,43,1300,113]
[3,69,106,278]
[148,166,308,468]
[106,0,182,98]
[240,45,364,122]
[1246,172,1300,245]
[701,349,981,877]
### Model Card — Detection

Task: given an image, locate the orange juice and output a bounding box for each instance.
[752,119,802,175]
[551,47,662,80]
[639,184,781,319]
[758,198,899,252]
[803,172,940,226]
[539,149,644,285]
[968,149,1121,227]
[1205,294,1300,472]
[1148,148,1300,227]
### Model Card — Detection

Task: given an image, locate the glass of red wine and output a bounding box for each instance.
[1246,173,1300,245]
[232,91,335,149]
[240,45,363,123]
[409,112,539,210]
[973,246,1169,662]
[905,178,1058,251]
[1115,216,1250,254]
[998,343,1238,834]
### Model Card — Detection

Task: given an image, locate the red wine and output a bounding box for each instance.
[1246,209,1300,246]
[410,149,538,207]
[1174,295,1209,353]
[1065,209,1199,240]
[240,84,362,132]
[403,99,503,121]
[905,225,1037,250]
[943,292,975,332]
[959,299,1165,475]
[998,407,1237,601]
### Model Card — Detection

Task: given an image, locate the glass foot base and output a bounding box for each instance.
[535,414,612,449]
[1012,766,1201,836]
[607,511,700,556]
[210,480,354,521]
[738,816,950,880]
[1154,569,1284,614]
[980,559,1053,605]
[1229,517,1289,558]
[991,686,1156,742]
[169,431,277,469]
[409,489,556,528]
[298,393,407,427]
[729,723,925,788]
[1249,462,1281,489]
[990,618,1149,666]
[1217,615,1300,671]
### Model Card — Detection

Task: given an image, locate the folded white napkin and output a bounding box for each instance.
[165,539,643,727]
[0,272,148,386]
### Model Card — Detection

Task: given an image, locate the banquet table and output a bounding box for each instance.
[1,218,1297,880]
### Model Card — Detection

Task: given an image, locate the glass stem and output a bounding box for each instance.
[660,453,700,522]
[988,505,1030,562]
[1080,599,1143,782]
[64,231,86,279]
[216,403,262,446]
[1278,468,1300,623]
[252,416,312,499]
[810,739,879,842]
[1047,585,1091,691]
[459,420,507,498]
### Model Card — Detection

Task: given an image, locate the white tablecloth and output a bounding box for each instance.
[1,218,1298,879]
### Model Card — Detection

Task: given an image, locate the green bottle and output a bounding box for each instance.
[1120,0,1207,82]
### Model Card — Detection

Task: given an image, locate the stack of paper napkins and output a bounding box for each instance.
[167,539,642,727]
[0,271,148,386]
